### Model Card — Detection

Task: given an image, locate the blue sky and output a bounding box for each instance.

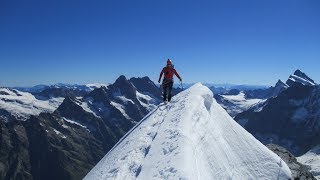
[0,0,319,87]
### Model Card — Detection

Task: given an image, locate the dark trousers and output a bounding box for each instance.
[162,81,173,102]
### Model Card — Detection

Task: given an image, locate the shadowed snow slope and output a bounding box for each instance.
[84,83,292,180]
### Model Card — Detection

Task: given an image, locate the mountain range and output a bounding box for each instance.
[1,70,319,179]
[84,83,292,180]
[0,76,177,180]
[233,70,320,179]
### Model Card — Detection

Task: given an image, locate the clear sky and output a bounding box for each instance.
[0,0,319,87]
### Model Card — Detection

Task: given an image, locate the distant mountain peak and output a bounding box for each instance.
[111,75,137,99]
[86,86,109,101]
[129,76,151,84]
[286,70,316,86]
[293,69,315,84]
[113,75,135,89]
[129,76,160,98]
[114,75,128,84]
[275,79,288,88]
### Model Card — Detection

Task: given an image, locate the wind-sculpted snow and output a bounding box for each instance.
[84,83,292,180]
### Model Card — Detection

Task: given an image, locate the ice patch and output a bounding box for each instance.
[116,96,135,105]
[53,128,67,139]
[63,118,90,132]
[136,91,157,111]
[78,100,100,118]
[110,101,131,119]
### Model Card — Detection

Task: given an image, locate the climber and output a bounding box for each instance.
[158,59,182,102]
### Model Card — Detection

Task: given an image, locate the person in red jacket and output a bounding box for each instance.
[158,59,182,102]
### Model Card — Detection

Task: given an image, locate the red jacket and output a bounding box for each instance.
[159,66,181,82]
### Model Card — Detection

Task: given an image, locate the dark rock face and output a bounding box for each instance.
[292,70,315,84]
[0,113,113,180]
[267,144,316,180]
[0,75,164,180]
[0,109,18,122]
[0,120,33,180]
[235,84,320,156]
[110,75,137,100]
[86,86,109,102]
[129,76,161,99]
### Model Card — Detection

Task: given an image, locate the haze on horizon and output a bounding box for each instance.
[0,0,319,87]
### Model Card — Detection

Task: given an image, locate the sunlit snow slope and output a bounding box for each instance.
[84,83,291,180]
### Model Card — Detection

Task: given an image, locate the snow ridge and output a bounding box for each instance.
[84,83,291,180]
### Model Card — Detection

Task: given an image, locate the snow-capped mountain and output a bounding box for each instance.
[271,80,289,97]
[85,83,292,180]
[55,76,161,136]
[0,76,169,180]
[234,70,320,179]
[215,73,294,118]
[0,88,64,121]
[286,70,316,86]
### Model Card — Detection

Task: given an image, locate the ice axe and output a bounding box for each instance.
[180,80,184,90]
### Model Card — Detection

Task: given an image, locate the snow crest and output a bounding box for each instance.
[84,83,292,180]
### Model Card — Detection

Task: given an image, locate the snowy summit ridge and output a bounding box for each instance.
[85,83,291,180]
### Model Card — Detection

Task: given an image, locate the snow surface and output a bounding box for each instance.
[110,101,131,119]
[52,128,67,139]
[220,92,265,117]
[80,102,100,117]
[84,83,291,180]
[113,89,135,104]
[116,96,135,105]
[63,118,89,130]
[136,91,157,111]
[0,88,64,120]
[298,145,320,179]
